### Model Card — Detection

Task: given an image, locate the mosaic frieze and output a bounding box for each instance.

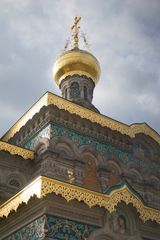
[6,216,45,240]
[24,123,160,173]
[45,215,98,239]
[6,215,97,240]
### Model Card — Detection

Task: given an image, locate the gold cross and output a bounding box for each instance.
[71,16,81,48]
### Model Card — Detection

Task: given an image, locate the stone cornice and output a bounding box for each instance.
[0,176,160,224]
[2,92,160,145]
[0,140,34,160]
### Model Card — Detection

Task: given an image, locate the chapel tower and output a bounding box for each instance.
[53,17,101,112]
[0,16,160,240]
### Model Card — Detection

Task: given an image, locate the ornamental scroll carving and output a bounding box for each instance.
[0,176,160,224]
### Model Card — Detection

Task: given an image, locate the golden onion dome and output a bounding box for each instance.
[53,48,101,86]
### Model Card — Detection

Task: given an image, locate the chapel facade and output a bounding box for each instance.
[0,17,160,240]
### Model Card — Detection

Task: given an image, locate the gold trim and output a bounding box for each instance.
[2,92,160,144]
[0,141,34,160]
[0,177,41,217]
[0,176,160,224]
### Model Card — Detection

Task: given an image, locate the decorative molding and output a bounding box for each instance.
[0,177,41,217]
[2,92,160,144]
[0,176,160,224]
[25,123,160,173]
[0,141,34,160]
[48,93,160,145]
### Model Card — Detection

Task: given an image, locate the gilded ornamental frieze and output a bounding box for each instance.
[0,176,160,224]
[2,92,160,144]
[0,140,34,160]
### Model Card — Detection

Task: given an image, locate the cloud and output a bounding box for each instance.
[0,0,160,137]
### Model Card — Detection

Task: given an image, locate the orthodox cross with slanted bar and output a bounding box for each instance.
[71,16,81,48]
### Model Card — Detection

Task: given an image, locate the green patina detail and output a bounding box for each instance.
[45,215,98,239]
[6,216,45,240]
[23,123,160,173]
[6,215,98,240]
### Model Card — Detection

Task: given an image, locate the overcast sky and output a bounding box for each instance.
[0,0,160,138]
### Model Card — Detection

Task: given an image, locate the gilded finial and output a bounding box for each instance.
[71,16,81,49]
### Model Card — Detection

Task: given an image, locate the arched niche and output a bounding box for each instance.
[55,142,74,158]
[7,173,25,190]
[9,179,21,188]
[150,175,160,190]
[130,168,143,184]
[34,137,49,156]
[89,204,140,240]
[51,137,77,159]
